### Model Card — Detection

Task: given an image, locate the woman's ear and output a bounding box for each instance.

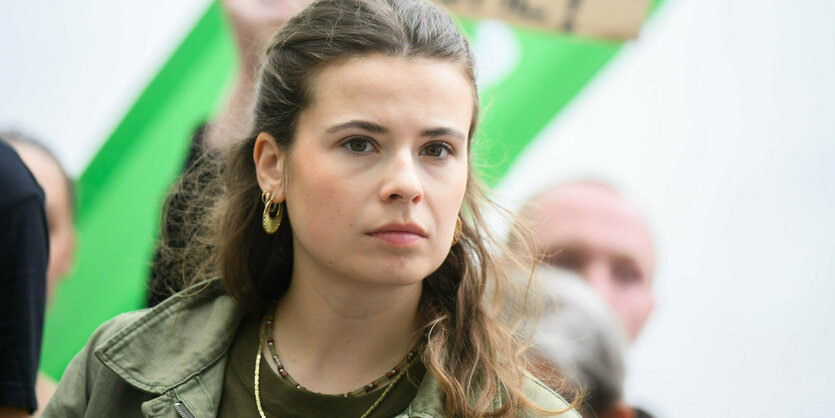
[253,132,286,202]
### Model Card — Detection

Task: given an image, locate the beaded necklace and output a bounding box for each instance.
[254,306,423,418]
[264,312,421,396]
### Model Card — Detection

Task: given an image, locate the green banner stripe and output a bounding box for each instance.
[41,2,235,379]
[469,0,665,185]
[471,27,620,185]
[76,2,231,222]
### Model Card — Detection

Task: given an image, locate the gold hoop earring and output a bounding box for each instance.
[261,191,283,234]
[451,216,463,247]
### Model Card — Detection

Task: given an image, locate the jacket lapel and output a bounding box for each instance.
[93,286,245,417]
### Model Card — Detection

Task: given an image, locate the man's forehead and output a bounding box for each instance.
[528,184,655,269]
[536,183,633,215]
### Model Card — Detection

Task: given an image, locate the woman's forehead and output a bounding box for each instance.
[301,54,475,132]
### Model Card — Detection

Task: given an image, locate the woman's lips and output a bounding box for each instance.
[369,231,425,246]
[369,223,426,246]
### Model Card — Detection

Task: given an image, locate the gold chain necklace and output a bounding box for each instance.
[254,314,419,418]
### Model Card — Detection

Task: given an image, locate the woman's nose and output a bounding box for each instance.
[379,150,423,204]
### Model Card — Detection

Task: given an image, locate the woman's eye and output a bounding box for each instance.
[345,138,373,153]
[422,143,451,158]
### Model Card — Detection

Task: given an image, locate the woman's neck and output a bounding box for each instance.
[266,270,423,394]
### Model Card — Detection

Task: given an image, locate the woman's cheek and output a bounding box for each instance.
[297,170,354,240]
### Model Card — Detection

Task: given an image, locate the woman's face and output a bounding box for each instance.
[261,54,473,288]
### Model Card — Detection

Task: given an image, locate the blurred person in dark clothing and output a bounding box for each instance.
[4,131,77,415]
[519,181,655,341]
[147,0,314,306]
[4,132,76,303]
[0,138,49,417]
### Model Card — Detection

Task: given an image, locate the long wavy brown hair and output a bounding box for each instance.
[164,0,575,415]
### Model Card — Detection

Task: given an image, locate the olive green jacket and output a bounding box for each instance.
[42,287,579,417]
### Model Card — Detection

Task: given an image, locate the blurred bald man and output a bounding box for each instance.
[519,181,654,341]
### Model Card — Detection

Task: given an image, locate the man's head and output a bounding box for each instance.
[3,132,76,303]
[533,267,631,418]
[520,181,654,340]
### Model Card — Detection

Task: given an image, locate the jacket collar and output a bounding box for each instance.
[90,286,450,417]
[89,287,524,417]
[93,285,245,395]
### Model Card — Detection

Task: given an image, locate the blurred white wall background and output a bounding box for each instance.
[499,0,835,416]
[0,0,211,176]
[2,0,834,416]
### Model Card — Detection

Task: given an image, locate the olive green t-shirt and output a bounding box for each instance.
[217,316,426,417]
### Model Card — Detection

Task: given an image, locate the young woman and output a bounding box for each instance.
[43,1,579,416]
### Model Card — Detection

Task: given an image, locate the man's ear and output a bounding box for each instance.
[253,132,286,202]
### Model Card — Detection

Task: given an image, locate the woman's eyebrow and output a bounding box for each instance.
[422,127,466,141]
[326,121,465,141]
[326,120,388,134]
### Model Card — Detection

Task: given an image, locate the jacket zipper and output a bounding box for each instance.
[173,401,196,418]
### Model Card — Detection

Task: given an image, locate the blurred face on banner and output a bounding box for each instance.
[524,182,654,341]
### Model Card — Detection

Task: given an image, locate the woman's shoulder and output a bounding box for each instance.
[43,288,241,416]
[87,284,231,353]
[87,309,148,347]
[402,369,580,418]
[62,285,238,387]
[521,373,582,418]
